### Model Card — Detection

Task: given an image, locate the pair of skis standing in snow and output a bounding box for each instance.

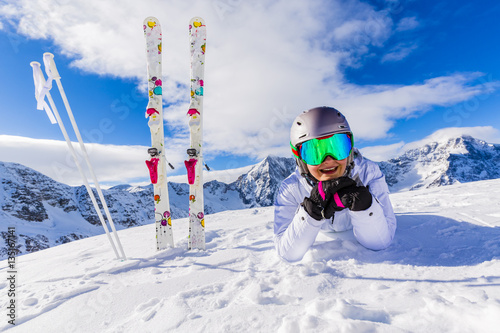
[144,18,397,259]
[144,16,207,251]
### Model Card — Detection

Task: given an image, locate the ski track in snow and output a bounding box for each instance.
[1,180,500,332]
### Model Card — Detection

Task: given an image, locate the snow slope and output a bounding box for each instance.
[1,179,499,332]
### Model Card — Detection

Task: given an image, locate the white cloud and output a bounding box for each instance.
[403,126,500,150]
[0,135,152,186]
[381,42,418,62]
[0,134,257,186]
[359,141,405,162]
[335,73,496,141]
[396,16,419,32]
[0,0,498,163]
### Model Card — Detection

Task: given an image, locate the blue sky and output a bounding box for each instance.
[0,0,499,186]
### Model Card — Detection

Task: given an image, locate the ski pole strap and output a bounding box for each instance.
[30,61,57,124]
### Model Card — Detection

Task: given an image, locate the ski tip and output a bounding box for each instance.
[143,16,160,30]
[189,17,205,28]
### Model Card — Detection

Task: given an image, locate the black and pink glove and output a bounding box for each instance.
[334,179,373,212]
[303,177,373,220]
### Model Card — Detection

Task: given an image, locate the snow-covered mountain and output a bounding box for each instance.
[0,156,295,258]
[1,178,499,332]
[2,134,500,258]
[232,155,296,207]
[379,135,500,191]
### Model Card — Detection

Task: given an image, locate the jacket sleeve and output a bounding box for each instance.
[350,161,397,250]
[349,198,393,250]
[273,178,325,263]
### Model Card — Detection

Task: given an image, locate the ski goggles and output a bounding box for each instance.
[291,133,353,165]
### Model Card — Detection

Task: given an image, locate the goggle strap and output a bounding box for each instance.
[290,142,300,158]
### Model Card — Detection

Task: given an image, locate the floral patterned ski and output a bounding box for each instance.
[143,16,174,249]
[185,17,206,250]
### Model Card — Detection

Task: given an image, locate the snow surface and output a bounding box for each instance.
[1,179,500,332]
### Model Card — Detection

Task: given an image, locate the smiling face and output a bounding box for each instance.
[307,155,347,181]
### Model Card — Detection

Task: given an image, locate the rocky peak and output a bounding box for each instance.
[378,135,500,191]
[233,155,296,207]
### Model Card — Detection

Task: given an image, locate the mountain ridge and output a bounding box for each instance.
[378,135,500,191]
[2,134,499,257]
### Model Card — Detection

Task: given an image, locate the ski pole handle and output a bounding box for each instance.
[30,61,57,124]
[30,61,44,109]
[30,61,42,88]
[43,52,61,79]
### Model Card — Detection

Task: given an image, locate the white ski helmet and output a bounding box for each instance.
[290,106,354,180]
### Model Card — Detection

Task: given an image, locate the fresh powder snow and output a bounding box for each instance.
[1,179,500,332]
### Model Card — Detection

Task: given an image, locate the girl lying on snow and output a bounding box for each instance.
[273,106,397,263]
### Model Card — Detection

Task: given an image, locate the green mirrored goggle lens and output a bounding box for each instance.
[299,133,353,165]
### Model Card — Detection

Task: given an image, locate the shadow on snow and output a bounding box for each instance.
[313,214,500,267]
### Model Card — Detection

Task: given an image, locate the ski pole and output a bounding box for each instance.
[30,61,122,260]
[42,53,126,260]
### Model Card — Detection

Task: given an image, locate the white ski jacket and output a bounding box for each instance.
[274,149,397,262]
